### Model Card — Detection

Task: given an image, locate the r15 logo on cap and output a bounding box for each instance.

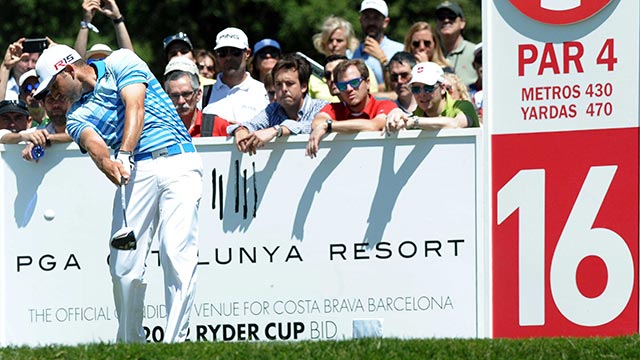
[509,0,612,25]
[54,54,76,71]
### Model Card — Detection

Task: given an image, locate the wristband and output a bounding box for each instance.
[80,21,100,33]
[113,16,125,24]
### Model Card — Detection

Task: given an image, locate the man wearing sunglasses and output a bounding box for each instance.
[230,54,328,155]
[385,61,478,133]
[388,52,418,115]
[435,1,477,86]
[202,27,268,125]
[164,57,229,137]
[306,59,397,158]
[18,69,48,128]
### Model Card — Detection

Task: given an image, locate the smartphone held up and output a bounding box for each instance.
[22,38,49,53]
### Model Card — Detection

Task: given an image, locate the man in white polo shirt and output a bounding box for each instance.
[202,27,268,124]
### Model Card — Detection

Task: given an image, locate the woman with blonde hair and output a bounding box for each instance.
[443,73,470,101]
[310,15,379,99]
[404,22,452,72]
[312,15,359,57]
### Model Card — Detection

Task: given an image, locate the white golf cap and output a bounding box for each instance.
[214,27,249,50]
[410,62,444,86]
[34,44,82,100]
[360,0,389,17]
[18,69,38,87]
[164,56,199,76]
[85,43,112,60]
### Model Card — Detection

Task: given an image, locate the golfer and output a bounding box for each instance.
[34,45,202,343]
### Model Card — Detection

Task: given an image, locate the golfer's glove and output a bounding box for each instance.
[116,150,135,172]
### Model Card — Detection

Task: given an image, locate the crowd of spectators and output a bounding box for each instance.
[0,0,483,156]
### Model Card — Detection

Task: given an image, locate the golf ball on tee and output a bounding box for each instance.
[44,209,55,221]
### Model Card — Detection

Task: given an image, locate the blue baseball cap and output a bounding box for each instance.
[253,39,281,55]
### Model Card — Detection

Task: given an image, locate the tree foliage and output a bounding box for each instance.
[1,0,481,77]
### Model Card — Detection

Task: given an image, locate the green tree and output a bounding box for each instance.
[1,0,481,78]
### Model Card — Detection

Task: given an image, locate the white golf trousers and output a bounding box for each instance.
[109,151,203,343]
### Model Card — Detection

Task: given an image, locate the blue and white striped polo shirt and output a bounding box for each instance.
[66,49,191,154]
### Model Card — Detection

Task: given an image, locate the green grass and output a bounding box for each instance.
[2,336,640,360]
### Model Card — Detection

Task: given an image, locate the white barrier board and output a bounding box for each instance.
[1,131,483,345]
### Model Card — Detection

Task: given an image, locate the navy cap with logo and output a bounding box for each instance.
[163,32,193,51]
[0,100,30,117]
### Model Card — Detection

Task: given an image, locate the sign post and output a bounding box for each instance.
[488,0,639,337]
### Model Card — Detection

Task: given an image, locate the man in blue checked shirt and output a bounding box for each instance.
[227,53,328,155]
[34,44,202,343]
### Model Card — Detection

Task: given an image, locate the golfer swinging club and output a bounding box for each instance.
[34,44,203,343]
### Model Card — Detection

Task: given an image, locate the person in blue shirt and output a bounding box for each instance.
[33,44,202,343]
[351,0,404,91]
[229,53,328,155]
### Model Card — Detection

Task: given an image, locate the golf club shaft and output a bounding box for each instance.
[120,178,128,227]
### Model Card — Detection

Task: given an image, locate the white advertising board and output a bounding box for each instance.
[1,130,484,345]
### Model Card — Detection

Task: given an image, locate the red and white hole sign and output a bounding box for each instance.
[509,0,613,25]
[492,128,638,337]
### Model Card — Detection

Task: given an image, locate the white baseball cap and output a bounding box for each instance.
[410,62,445,86]
[360,0,389,17]
[214,27,249,50]
[85,43,112,60]
[18,69,38,87]
[164,56,199,76]
[34,44,82,100]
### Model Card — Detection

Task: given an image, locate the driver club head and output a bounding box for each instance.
[110,226,137,250]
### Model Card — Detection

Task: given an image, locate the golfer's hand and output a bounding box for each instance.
[101,158,129,186]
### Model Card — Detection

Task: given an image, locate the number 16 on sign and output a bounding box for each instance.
[491,130,638,337]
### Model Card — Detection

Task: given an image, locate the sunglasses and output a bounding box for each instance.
[411,40,432,48]
[0,100,29,110]
[437,13,459,22]
[87,58,104,66]
[21,82,40,93]
[216,48,244,58]
[168,90,195,101]
[390,72,411,82]
[198,64,215,72]
[335,77,364,92]
[257,50,280,60]
[411,84,437,95]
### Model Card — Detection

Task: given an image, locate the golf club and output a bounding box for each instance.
[110,178,137,250]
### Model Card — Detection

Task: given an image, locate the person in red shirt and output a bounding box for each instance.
[164,57,228,137]
[306,58,396,158]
